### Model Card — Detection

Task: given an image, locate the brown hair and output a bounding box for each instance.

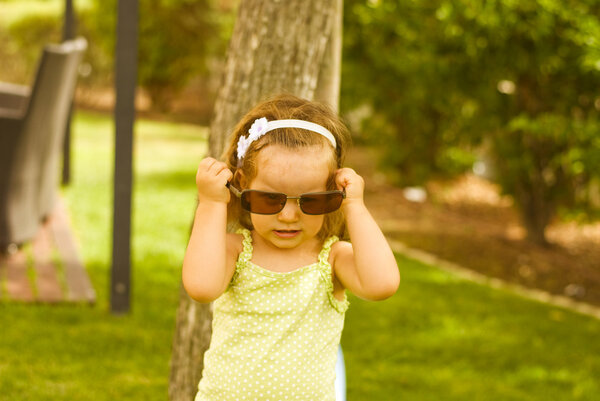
[223,93,351,240]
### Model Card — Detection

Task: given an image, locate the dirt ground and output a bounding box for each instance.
[348,147,600,307]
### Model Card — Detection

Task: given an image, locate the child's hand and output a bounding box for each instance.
[335,168,365,208]
[195,157,233,204]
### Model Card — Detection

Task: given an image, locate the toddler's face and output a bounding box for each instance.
[247,144,334,251]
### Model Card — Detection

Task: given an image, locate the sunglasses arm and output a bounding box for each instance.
[226,181,242,198]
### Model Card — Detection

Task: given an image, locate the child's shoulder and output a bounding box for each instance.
[329,239,353,260]
[330,238,351,248]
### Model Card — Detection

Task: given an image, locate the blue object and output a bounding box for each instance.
[335,345,346,401]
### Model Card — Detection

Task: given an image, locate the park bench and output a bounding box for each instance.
[0,37,87,248]
[0,38,94,303]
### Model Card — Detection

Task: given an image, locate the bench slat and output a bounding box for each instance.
[32,222,64,303]
[50,201,96,304]
[3,251,34,301]
[0,199,95,304]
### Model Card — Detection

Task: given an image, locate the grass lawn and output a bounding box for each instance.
[0,0,94,25]
[0,110,598,400]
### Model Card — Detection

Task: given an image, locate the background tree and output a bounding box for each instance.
[465,1,600,245]
[342,0,600,245]
[168,0,343,399]
[342,0,480,185]
[81,0,225,111]
[0,0,230,114]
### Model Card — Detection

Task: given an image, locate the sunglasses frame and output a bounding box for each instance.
[226,182,345,215]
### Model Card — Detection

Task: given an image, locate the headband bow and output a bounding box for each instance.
[236,118,336,166]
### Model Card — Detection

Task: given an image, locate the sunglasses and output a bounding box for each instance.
[227,183,345,215]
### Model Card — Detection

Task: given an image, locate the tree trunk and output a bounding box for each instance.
[314,0,343,112]
[208,0,340,156]
[515,181,552,246]
[169,1,342,399]
[168,286,214,401]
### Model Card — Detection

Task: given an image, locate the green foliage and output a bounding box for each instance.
[2,13,62,83]
[493,113,600,237]
[342,0,483,185]
[0,0,234,111]
[342,0,600,242]
[465,0,600,242]
[81,0,228,111]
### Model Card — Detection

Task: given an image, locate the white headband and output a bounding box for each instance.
[236,117,336,165]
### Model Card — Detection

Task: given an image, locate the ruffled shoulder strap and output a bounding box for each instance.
[236,228,253,265]
[317,236,349,313]
[227,228,253,287]
[318,235,339,265]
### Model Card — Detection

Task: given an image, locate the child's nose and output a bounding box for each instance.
[277,199,300,221]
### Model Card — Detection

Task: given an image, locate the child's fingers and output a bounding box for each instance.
[196,158,214,182]
[335,168,364,201]
[217,167,233,184]
[199,158,229,180]
[204,158,226,175]
[335,168,357,188]
[196,158,232,202]
[198,157,218,172]
[210,162,233,187]
[334,168,345,188]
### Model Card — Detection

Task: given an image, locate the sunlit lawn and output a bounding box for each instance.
[0,0,94,25]
[343,258,600,400]
[0,110,598,400]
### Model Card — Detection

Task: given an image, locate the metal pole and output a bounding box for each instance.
[111,0,138,314]
[61,0,76,185]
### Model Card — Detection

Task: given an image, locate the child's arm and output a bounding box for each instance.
[182,157,239,303]
[332,168,400,301]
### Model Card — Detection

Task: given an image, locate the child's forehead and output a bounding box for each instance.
[257,144,332,167]
[251,145,334,191]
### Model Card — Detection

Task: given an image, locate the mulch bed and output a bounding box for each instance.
[348,148,600,308]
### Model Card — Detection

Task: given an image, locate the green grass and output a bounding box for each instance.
[0,110,599,400]
[0,111,206,400]
[0,0,94,25]
[342,257,600,400]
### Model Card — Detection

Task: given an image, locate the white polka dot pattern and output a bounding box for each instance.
[195,229,348,401]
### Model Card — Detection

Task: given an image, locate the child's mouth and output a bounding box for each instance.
[273,229,300,238]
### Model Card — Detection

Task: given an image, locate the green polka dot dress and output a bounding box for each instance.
[195,228,349,401]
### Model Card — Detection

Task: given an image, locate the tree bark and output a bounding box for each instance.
[314,0,343,112]
[169,1,342,399]
[515,180,552,246]
[168,286,214,401]
[208,0,339,156]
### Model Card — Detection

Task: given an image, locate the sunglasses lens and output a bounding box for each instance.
[300,192,344,215]
[239,189,344,215]
[242,191,287,214]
